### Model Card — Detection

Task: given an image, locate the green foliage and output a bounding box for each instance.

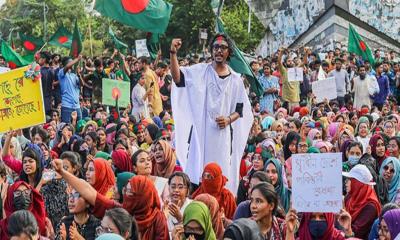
[220,1,265,53]
[0,0,265,56]
[82,39,104,57]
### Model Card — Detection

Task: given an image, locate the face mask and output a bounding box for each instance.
[14,194,32,210]
[184,232,205,240]
[308,220,328,238]
[312,140,319,146]
[348,155,360,166]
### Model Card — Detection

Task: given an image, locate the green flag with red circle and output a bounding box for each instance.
[95,0,172,34]
[0,40,31,68]
[19,33,45,53]
[70,19,83,58]
[348,24,375,66]
[48,26,72,49]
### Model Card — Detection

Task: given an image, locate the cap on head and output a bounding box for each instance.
[342,164,375,185]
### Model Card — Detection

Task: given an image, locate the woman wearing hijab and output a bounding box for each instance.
[379,209,400,240]
[0,181,47,239]
[194,194,224,240]
[283,131,300,160]
[111,149,133,173]
[286,212,347,239]
[192,162,237,219]
[178,201,216,240]
[265,159,291,212]
[342,164,382,239]
[307,128,322,144]
[123,175,168,240]
[355,116,371,153]
[379,157,400,203]
[86,159,115,199]
[151,140,179,178]
[370,134,388,169]
[223,218,262,240]
[115,172,135,203]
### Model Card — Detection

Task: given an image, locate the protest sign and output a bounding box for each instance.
[287,67,303,81]
[0,66,45,133]
[102,78,130,108]
[292,153,342,212]
[312,77,337,103]
[135,39,150,58]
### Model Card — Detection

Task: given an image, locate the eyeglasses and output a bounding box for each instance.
[13,189,31,198]
[68,192,80,200]
[213,44,229,51]
[383,165,395,174]
[96,225,114,236]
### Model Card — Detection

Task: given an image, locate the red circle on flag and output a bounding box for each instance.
[359,40,367,51]
[23,41,36,51]
[58,36,69,44]
[121,0,149,14]
[112,87,121,100]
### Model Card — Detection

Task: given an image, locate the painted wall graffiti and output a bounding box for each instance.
[349,0,400,42]
[265,0,325,54]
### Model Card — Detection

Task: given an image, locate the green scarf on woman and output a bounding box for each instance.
[264,159,291,212]
[183,201,216,240]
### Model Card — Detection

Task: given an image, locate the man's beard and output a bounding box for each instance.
[360,74,366,80]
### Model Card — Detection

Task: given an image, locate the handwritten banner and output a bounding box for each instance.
[0,66,45,133]
[292,153,342,212]
[312,77,337,103]
[287,67,303,82]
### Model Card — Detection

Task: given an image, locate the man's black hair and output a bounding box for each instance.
[139,56,150,65]
[209,33,234,61]
[94,59,103,68]
[250,61,258,67]
[40,51,51,64]
[61,56,72,67]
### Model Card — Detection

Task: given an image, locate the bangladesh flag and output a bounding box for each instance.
[49,26,72,48]
[95,0,173,34]
[348,24,375,66]
[216,18,263,97]
[108,26,128,53]
[70,19,83,58]
[146,32,159,60]
[0,41,31,68]
[19,33,44,52]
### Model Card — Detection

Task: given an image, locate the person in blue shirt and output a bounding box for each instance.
[58,55,83,123]
[373,62,390,111]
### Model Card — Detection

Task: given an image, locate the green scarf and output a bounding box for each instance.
[183,201,216,240]
[116,172,135,201]
[264,159,291,213]
[95,151,111,160]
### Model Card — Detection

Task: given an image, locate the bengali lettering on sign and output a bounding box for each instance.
[292,153,343,212]
[0,66,45,133]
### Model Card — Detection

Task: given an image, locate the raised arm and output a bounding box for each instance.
[63,55,82,73]
[170,38,182,85]
[52,159,97,206]
[119,52,131,76]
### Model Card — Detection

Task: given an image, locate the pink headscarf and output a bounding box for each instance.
[307,129,321,141]
[314,140,330,152]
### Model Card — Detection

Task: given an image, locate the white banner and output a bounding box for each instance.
[135,39,150,58]
[292,153,343,213]
[312,77,337,103]
[287,67,303,82]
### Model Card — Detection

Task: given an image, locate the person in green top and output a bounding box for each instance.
[172,201,216,240]
[278,48,306,112]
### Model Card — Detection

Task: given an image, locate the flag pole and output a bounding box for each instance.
[88,15,93,58]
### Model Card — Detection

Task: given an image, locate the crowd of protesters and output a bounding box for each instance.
[1,32,400,240]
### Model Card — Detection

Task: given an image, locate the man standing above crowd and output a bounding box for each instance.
[170,34,253,192]
[328,58,349,108]
[373,62,390,110]
[352,65,379,110]
[59,55,83,123]
[139,56,162,116]
[38,51,55,116]
[278,47,300,112]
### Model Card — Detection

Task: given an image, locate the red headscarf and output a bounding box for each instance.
[91,159,116,196]
[369,134,387,168]
[0,181,47,239]
[297,213,345,240]
[194,193,225,240]
[192,162,237,219]
[122,176,168,240]
[153,140,177,178]
[112,149,133,172]
[345,178,381,220]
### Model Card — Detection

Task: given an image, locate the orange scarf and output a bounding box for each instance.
[195,194,225,240]
[92,159,115,197]
[192,162,237,219]
[153,140,177,178]
[122,176,168,240]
